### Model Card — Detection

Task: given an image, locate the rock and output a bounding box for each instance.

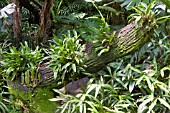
[59,77,89,95]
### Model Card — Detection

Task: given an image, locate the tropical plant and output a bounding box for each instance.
[0,89,10,113]
[0,40,11,113]
[43,30,85,84]
[0,41,43,85]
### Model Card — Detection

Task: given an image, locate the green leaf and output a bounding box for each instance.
[135,0,141,6]
[53,89,65,95]
[49,97,67,101]
[25,71,30,84]
[98,6,119,15]
[95,85,100,98]
[146,1,153,15]
[138,97,153,113]
[86,84,97,94]
[145,76,154,92]
[75,57,80,64]
[157,84,169,94]
[61,101,69,113]
[136,75,144,85]
[75,51,83,56]
[121,0,131,7]
[114,77,127,89]
[85,101,98,113]
[72,63,76,72]
[130,66,143,74]
[148,98,157,113]
[83,104,86,113]
[115,104,131,108]
[6,67,14,76]
[156,15,170,24]
[126,1,135,10]
[129,81,135,93]
[97,48,109,56]
[62,62,71,70]
[160,66,170,77]
[158,98,170,109]
[53,71,58,79]
[0,101,9,113]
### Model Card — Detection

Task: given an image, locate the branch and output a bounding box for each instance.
[31,0,42,9]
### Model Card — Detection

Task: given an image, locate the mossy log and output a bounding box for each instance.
[33,19,155,85]
[84,20,154,73]
[34,19,155,88]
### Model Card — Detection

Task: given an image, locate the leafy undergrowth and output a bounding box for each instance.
[49,2,170,112]
[0,0,170,113]
[50,35,170,113]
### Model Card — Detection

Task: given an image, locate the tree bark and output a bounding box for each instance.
[37,0,53,44]
[11,0,22,44]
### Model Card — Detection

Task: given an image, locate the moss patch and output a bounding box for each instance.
[8,82,56,113]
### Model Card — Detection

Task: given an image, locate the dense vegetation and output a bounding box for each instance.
[0,0,170,113]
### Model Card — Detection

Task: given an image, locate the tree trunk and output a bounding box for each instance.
[37,0,53,44]
[11,0,22,44]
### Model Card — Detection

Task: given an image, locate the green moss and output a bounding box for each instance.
[8,83,57,113]
[30,88,56,113]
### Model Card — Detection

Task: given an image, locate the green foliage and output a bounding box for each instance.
[79,17,110,41]
[50,35,170,112]
[0,42,43,85]
[51,0,111,42]
[0,87,10,113]
[49,1,170,113]
[44,30,85,83]
[0,40,10,60]
[128,1,170,29]
[0,0,170,112]
[119,0,150,10]
[0,4,15,42]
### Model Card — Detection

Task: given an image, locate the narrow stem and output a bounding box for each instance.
[92,2,105,22]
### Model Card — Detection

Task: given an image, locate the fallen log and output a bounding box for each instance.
[84,20,155,73]
[35,18,156,86]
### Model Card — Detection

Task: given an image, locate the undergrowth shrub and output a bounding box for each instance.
[0,42,43,85]
[43,30,85,84]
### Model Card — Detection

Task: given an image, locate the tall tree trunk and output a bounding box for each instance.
[11,0,22,44]
[37,0,53,44]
